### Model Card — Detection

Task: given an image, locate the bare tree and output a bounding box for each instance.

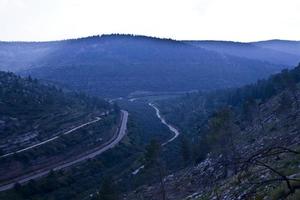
[234,146,300,199]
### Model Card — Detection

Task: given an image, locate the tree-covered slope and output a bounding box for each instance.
[126,64,300,200]
[0,34,286,97]
[0,71,110,153]
[159,63,300,136]
[128,87,300,200]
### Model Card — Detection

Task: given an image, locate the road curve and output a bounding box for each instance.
[132,104,180,175]
[149,103,180,146]
[0,110,128,192]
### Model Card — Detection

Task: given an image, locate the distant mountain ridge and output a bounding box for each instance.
[252,39,300,56]
[186,39,300,66]
[0,34,298,97]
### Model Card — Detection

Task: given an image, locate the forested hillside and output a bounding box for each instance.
[0,71,110,154]
[0,35,286,97]
[126,64,300,200]
[159,63,300,137]
[0,71,124,196]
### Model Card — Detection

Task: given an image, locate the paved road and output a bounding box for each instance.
[0,116,103,158]
[0,110,128,192]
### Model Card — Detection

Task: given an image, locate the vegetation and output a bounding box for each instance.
[0,70,125,200]
[159,63,300,138]
[1,37,300,200]
[0,97,176,200]
[0,34,284,97]
[94,177,119,200]
[186,40,300,66]
[143,139,166,200]
[0,71,110,144]
[153,64,300,199]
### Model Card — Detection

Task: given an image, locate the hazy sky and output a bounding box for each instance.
[0,0,299,42]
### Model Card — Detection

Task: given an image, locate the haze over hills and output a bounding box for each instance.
[253,39,300,56]
[1,34,297,97]
[186,40,300,66]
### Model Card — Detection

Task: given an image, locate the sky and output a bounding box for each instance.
[0,0,299,42]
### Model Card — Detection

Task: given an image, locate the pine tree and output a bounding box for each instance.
[180,137,191,165]
[143,139,166,200]
[96,177,118,200]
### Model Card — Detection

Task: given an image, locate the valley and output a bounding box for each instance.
[0,35,299,200]
[1,0,300,199]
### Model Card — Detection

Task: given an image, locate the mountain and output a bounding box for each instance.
[0,35,286,97]
[252,39,300,56]
[186,40,300,66]
[0,41,55,72]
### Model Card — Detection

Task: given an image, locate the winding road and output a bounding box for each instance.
[0,110,128,192]
[149,103,180,146]
[132,104,180,175]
